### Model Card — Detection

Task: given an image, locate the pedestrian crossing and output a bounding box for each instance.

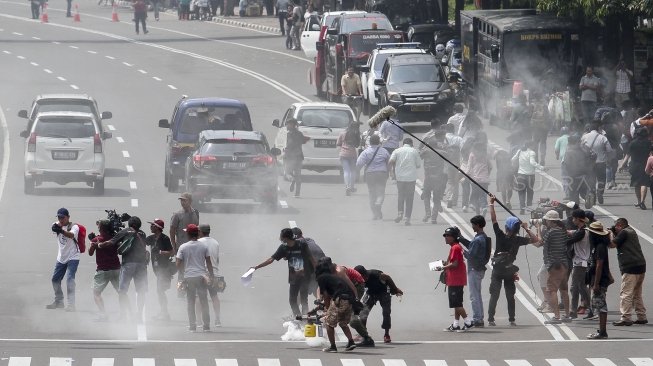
[4,357,652,366]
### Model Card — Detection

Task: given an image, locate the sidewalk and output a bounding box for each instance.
[212,6,282,33]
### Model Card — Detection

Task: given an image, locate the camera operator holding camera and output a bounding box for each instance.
[566,210,592,319]
[88,219,120,322]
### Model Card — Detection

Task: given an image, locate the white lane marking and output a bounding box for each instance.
[465,361,490,366]
[32,36,40,40]
[116,137,125,143]
[52,41,60,44]
[0,106,11,207]
[288,220,297,227]
[43,68,52,73]
[126,165,134,173]
[30,61,38,66]
[587,359,617,366]
[70,85,79,90]
[383,360,408,366]
[630,359,653,366]
[12,31,22,35]
[69,45,78,49]
[57,76,66,81]
[107,125,116,131]
[341,360,365,366]
[133,359,155,366]
[131,199,139,207]
[122,151,130,158]
[153,76,162,81]
[279,200,288,208]
[50,358,73,366]
[168,84,177,90]
[88,50,97,54]
[257,360,280,366]
[423,362,448,366]
[122,61,133,66]
[8,357,31,366]
[92,358,114,366]
[505,361,532,366]
[138,69,147,74]
[2,50,10,54]
[298,360,322,366]
[16,55,24,59]
[130,181,137,190]
[215,360,239,366]
[105,55,115,59]
[174,360,197,366]
[546,360,574,366]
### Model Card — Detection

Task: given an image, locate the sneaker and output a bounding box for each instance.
[642,202,648,210]
[144,30,149,34]
[635,319,649,325]
[568,313,577,319]
[584,313,599,320]
[509,321,517,327]
[188,327,197,333]
[538,306,554,313]
[45,302,64,310]
[345,339,357,351]
[202,327,211,332]
[422,215,431,223]
[488,320,496,326]
[64,305,76,312]
[444,324,460,332]
[394,214,403,223]
[613,320,633,326]
[465,321,474,329]
[587,331,608,339]
[214,320,222,327]
[544,318,562,324]
[577,306,587,315]
[322,346,337,353]
[356,337,375,347]
[474,320,484,328]
[404,219,411,226]
[383,334,391,343]
[457,323,469,332]
[462,206,469,213]
[561,316,573,323]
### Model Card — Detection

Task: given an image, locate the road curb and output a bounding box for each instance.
[211,16,280,33]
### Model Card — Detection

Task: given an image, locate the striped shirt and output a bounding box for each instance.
[542,227,568,269]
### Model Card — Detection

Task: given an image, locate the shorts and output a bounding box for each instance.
[448,286,464,308]
[325,298,352,328]
[119,262,148,294]
[93,269,120,294]
[546,263,569,293]
[591,287,608,313]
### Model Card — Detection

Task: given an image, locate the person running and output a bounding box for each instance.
[88,219,120,322]
[438,227,473,332]
[46,208,80,312]
[146,219,174,321]
[337,122,361,196]
[419,124,449,223]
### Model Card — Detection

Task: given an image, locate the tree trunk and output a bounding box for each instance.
[620,14,635,69]
[435,0,447,23]
[455,0,464,34]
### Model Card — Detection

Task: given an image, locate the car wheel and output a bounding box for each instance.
[94,177,105,195]
[24,177,35,194]
[168,174,179,192]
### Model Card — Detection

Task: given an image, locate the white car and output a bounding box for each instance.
[272,102,356,173]
[22,111,110,194]
[360,44,427,115]
[300,10,366,60]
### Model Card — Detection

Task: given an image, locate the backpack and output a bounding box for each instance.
[68,223,86,253]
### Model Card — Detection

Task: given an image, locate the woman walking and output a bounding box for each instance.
[630,128,651,210]
[512,140,545,215]
[337,122,360,196]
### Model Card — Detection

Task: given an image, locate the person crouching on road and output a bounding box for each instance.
[146,219,174,321]
[88,219,120,322]
[356,134,391,220]
[47,208,80,312]
[354,265,403,343]
[176,224,214,332]
[438,227,473,332]
[317,272,357,353]
[389,138,421,226]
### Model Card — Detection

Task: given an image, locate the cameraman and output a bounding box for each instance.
[610,218,648,326]
[146,219,174,321]
[487,195,537,326]
[88,219,119,322]
[566,210,591,319]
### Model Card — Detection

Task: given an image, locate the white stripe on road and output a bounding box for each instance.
[2,50,11,54]
[32,36,40,40]
[279,200,288,208]
[126,165,134,173]
[131,199,139,207]
[153,76,162,81]
[116,137,124,143]
[122,62,133,66]
[30,62,38,66]
[506,361,533,366]
[138,69,147,74]
[92,358,114,366]
[88,50,97,54]
[130,181,137,190]
[340,360,365,366]
[57,76,66,81]
[215,360,238,366]
[630,359,653,366]
[288,220,297,227]
[50,358,73,365]
[257,360,280,366]
[133,359,155,366]
[383,360,408,366]
[587,359,617,366]
[7,358,31,366]
[168,84,177,90]
[298,360,322,366]
[423,362,448,366]
[122,150,130,158]
[69,45,78,49]
[52,41,60,44]
[44,68,52,73]
[17,55,24,59]
[12,32,22,35]
[465,361,490,366]
[70,85,79,90]
[107,124,116,131]
[105,55,115,59]
[137,323,146,341]
[546,360,574,366]
[174,360,197,366]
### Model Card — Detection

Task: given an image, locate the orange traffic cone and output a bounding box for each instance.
[41,2,49,23]
[73,4,81,22]
[111,3,119,22]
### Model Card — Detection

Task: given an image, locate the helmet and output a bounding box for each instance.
[442,226,460,238]
[445,39,459,52]
[435,44,445,57]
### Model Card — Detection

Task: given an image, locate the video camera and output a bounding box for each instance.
[105,209,131,233]
[528,198,565,226]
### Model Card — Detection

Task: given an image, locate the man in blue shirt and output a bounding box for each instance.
[357,134,391,220]
[459,215,489,327]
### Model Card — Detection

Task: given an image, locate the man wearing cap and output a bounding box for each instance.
[438,227,473,332]
[47,208,80,312]
[487,195,537,326]
[88,219,120,321]
[419,124,449,224]
[389,138,421,226]
[586,221,613,339]
[176,224,214,332]
[610,218,648,326]
[566,209,592,319]
[146,219,174,321]
[170,192,199,253]
[198,224,221,327]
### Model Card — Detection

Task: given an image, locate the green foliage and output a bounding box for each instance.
[448,0,476,20]
[537,0,652,20]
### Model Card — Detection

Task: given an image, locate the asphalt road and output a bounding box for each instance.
[0,1,652,365]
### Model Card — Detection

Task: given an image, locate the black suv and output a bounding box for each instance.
[184,130,280,211]
[375,54,454,124]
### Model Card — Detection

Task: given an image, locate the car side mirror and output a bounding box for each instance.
[311,24,320,31]
[101,111,112,119]
[158,119,170,128]
[491,44,500,63]
[374,79,385,86]
[359,65,370,73]
[102,131,112,140]
[272,119,280,128]
[270,147,282,156]
[17,110,28,119]
[19,130,29,138]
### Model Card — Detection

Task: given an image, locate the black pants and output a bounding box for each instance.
[470,182,489,215]
[31,1,40,18]
[360,292,392,330]
[209,0,220,15]
[288,276,309,316]
[66,0,72,16]
[487,270,517,322]
[422,172,447,220]
[396,181,416,219]
[134,12,147,33]
[278,11,287,34]
[515,174,535,209]
[591,162,606,199]
[186,277,210,329]
[568,175,590,204]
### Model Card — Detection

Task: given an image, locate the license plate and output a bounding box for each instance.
[222,162,247,169]
[52,151,78,160]
[314,139,336,148]
[411,105,431,112]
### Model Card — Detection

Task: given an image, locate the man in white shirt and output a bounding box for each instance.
[447,104,466,136]
[198,224,221,327]
[614,61,633,109]
[389,138,421,226]
[579,67,601,122]
[47,208,80,312]
[581,122,613,204]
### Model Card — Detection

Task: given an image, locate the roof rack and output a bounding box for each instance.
[376,42,422,50]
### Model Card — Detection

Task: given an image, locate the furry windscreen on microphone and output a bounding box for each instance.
[367,106,397,128]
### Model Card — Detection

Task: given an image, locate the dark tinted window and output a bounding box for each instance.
[179,106,249,136]
[35,117,96,138]
[202,140,266,155]
[35,101,95,116]
[297,109,352,129]
[342,16,393,33]
[389,64,443,84]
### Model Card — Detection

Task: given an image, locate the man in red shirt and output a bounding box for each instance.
[438,227,473,332]
[88,220,120,322]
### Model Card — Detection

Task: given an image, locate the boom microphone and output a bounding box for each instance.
[368,106,397,128]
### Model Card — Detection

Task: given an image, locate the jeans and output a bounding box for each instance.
[340,156,357,190]
[66,0,72,16]
[134,12,147,33]
[581,101,597,122]
[278,11,287,34]
[422,172,447,220]
[468,268,485,322]
[488,269,516,322]
[592,162,607,199]
[288,276,309,316]
[532,127,548,165]
[286,157,302,195]
[619,273,647,321]
[186,277,210,329]
[561,163,570,199]
[209,0,220,15]
[470,182,489,214]
[445,165,459,205]
[365,171,388,218]
[570,266,591,313]
[360,292,392,330]
[290,24,300,48]
[31,1,40,18]
[568,175,589,204]
[396,181,416,219]
[51,260,79,306]
[515,174,535,209]
[461,178,471,208]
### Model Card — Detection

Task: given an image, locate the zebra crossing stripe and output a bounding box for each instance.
[341,360,365,366]
[298,360,322,366]
[465,361,490,366]
[630,359,653,366]
[8,357,31,366]
[547,360,575,366]
[257,359,280,366]
[91,359,114,366]
[174,359,198,366]
[423,361,448,366]
[215,359,239,366]
[50,358,72,366]
[133,358,155,366]
[383,360,407,366]
[587,358,618,366]
[506,361,533,366]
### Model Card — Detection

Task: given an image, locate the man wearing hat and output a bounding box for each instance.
[438,227,473,332]
[566,209,592,319]
[389,137,421,226]
[419,124,449,224]
[146,219,174,321]
[170,192,199,253]
[198,224,221,327]
[586,221,613,339]
[176,224,214,332]
[47,208,80,312]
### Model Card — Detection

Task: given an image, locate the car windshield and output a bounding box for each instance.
[35,101,94,116]
[297,109,352,129]
[389,64,443,84]
[202,140,266,155]
[179,106,248,135]
[35,117,96,138]
[342,16,393,33]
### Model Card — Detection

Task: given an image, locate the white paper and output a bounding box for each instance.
[429,260,444,271]
[241,268,255,286]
